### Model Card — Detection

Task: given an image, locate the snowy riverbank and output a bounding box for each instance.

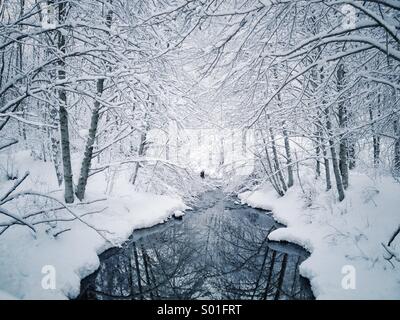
[0,152,188,299]
[239,173,400,299]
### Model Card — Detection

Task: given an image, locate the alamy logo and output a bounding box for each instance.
[341,4,356,30]
[41,265,56,290]
[341,265,356,290]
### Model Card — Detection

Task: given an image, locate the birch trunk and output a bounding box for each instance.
[322,142,332,191]
[261,132,284,196]
[348,138,356,170]
[131,130,147,185]
[369,93,381,168]
[394,117,400,175]
[75,7,112,200]
[325,106,345,201]
[319,68,332,191]
[75,79,104,200]
[49,105,63,186]
[282,121,294,188]
[267,116,287,193]
[57,0,74,203]
[315,132,321,178]
[273,66,292,189]
[337,64,348,189]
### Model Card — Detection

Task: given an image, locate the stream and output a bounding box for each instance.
[78,189,314,300]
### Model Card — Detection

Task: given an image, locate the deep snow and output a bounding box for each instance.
[0,151,188,299]
[239,173,400,299]
[2,151,400,299]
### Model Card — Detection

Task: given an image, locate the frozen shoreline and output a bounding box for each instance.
[239,173,400,299]
[0,152,188,300]
[0,192,187,300]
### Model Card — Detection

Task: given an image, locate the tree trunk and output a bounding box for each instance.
[337,64,348,189]
[268,118,287,193]
[272,66,289,191]
[75,7,112,200]
[17,0,27,146]
[369,98,381,167]
[131,130,147,185]
[325,106,345,201]
[322,141,332,191]
[348,139,356,170]
[394,117,400,176]
[49,105,63,185]
[315,131,321,178]
[318,68,332,191]
[282,121,294,188]
[317,115,331,190]
[75,79,104,200]
[57,0,74,203]
[261,132,284,196]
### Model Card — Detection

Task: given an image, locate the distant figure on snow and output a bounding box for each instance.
[200,170,205,179]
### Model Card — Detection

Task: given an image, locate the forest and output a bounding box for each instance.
[0,0,400,300]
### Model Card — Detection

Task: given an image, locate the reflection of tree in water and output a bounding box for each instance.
[79,199,314,300]
[80,224,207,299]
[204,210,312,300]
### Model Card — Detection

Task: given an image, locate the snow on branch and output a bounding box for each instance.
[0,139,18,151]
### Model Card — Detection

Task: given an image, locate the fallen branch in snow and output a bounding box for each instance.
[0,207,36,234]
[31,207,108,226]
[0,158,108,239]
[0,181,110,241]
[0,171,37,234]
[1,190,112,242]
[382,225,400,266]
[22,198,107,220]
[53,228,71,238]
[388,225,400,247]
[0,171,29,202]
[0,205,107,227]
[382,243,400,266]
[0,139,18,151]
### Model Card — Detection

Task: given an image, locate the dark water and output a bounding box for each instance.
[78,190,314,300]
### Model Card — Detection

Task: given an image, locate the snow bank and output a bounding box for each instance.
[0,152,188,299]
[239,173,400,299]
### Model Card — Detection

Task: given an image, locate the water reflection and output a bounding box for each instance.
[79,191,314,300]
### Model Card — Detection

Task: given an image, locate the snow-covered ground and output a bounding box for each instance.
[0,151,188,299]
[239,173,400,299]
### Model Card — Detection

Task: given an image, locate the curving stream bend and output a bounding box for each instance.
[78,189,314,300]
